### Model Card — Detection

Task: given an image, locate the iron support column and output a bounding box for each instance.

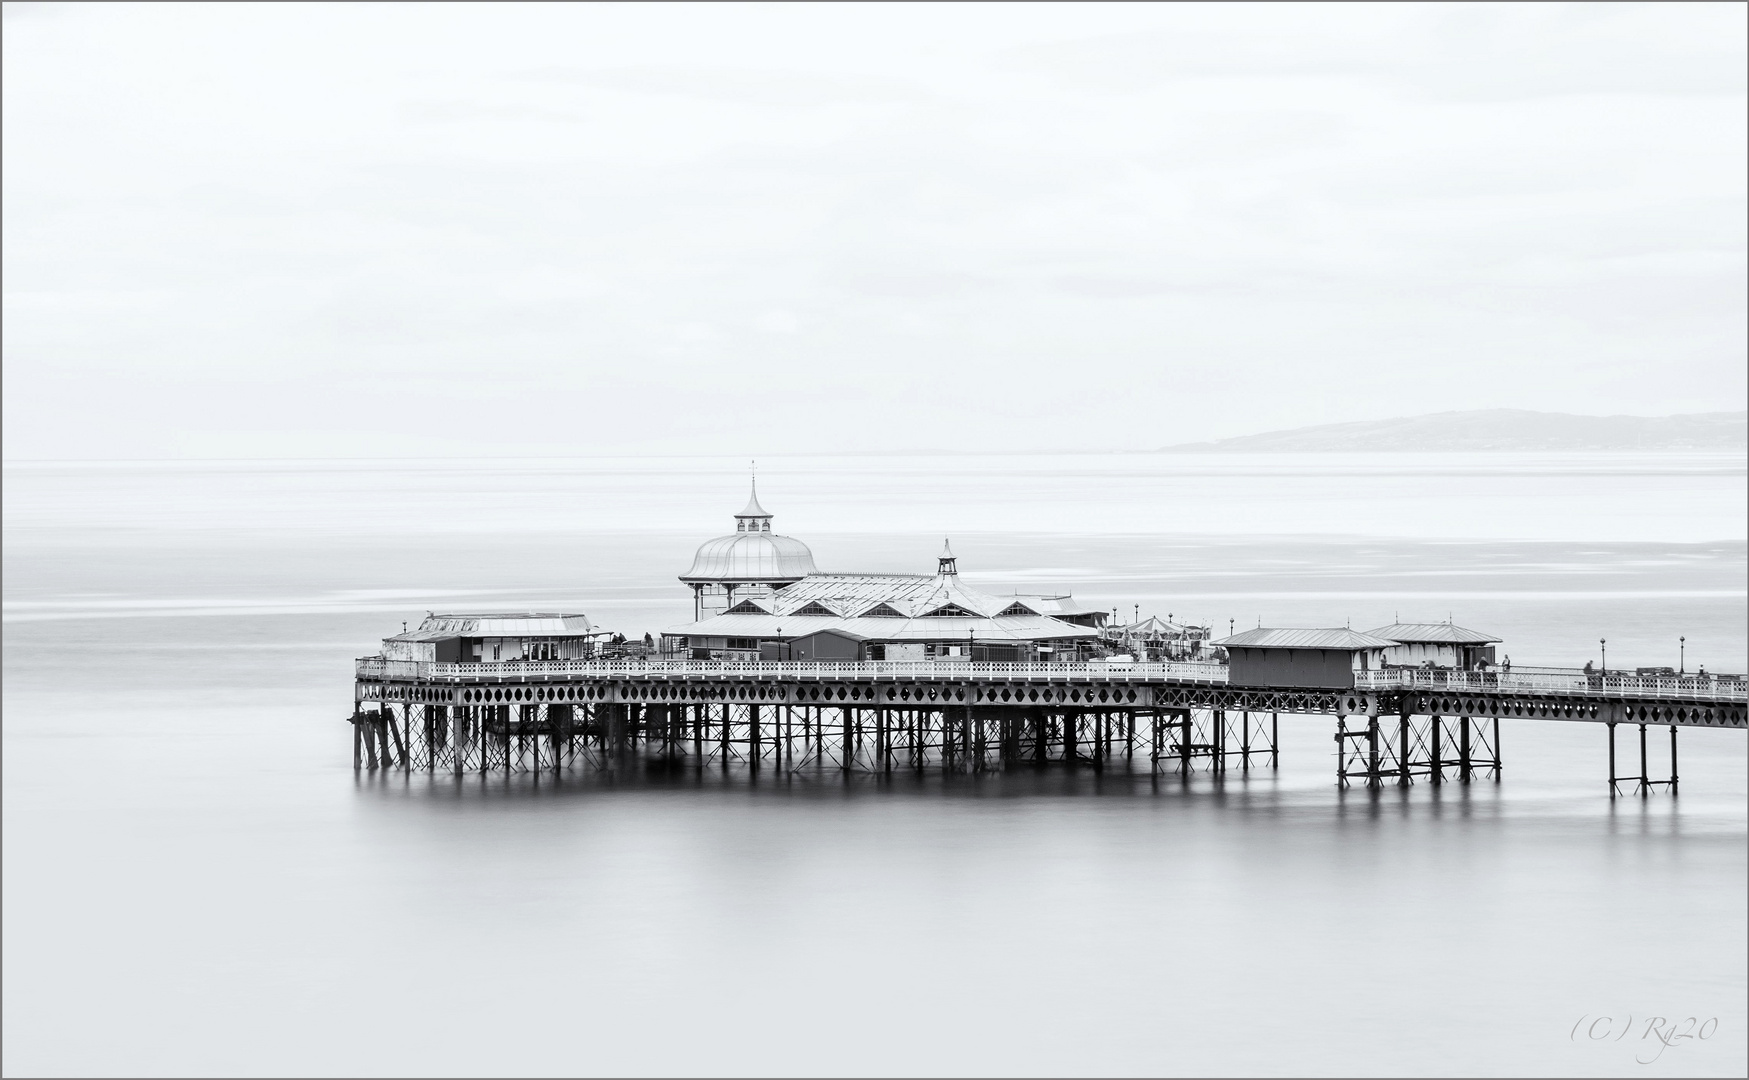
[1607,721,1617,797]
[1638,722,1648,797]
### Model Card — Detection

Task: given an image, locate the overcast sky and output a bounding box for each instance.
[3,2,1744,459]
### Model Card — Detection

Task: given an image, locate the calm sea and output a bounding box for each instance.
[3,452,1745,1077]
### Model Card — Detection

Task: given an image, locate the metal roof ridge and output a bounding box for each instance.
[1213,626,1399,649]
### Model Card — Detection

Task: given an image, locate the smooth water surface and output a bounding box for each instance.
[4,453,1745,1077]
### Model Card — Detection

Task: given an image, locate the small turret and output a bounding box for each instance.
[938,539,958,576]
[735,480,773,533]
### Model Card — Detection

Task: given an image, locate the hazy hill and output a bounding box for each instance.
[1159,410,1748,453]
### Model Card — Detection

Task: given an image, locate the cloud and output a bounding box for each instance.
[827,269,994,300]
[2,3,1742,459]
[512,66,931,107]
[754,309,801,334]
[398,100,590,125]
[999,6,1747,100]
[1051,276,1176,298]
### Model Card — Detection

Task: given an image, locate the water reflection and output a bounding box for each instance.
[5,453,1743,1076]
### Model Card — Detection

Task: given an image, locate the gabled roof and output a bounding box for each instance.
[1366,622,1502,645]
[666,611,1099,643]
[1016,594,1107,618]
[391,613,597,640]
[1116,615,1200,636]
[1214,627,1397,650]
[918,602,980,618]
[688,566,1104,640]
[792,626,869,642]
[773,573,940,612]
[769,573,1020,619]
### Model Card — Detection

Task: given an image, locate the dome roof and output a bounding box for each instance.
[681,531,817,584]
[680,479,817,584]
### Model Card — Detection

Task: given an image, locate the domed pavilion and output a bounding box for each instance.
[679,482,818,619]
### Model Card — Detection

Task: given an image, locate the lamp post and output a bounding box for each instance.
[1599,638,1607,676]
[776,625,786,664]
[1679,636,1685,675]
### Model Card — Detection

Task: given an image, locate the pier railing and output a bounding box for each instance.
[356,657,1232,683]
[1352,668,1747,702]
[353,656,1746,702]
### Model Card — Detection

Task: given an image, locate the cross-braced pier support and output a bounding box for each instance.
[1147,708,1278,775]
[1335,714,1501,788]
[350,691,1742,801]
[349,702,1290,779]
[1607,721,1678,798]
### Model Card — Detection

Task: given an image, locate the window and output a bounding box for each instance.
[792,601,835,617]
[861,603,904,618]
[997,603,1036,617]
[726,600,769,614]
[727,638,757,650]
[920,604,978,618]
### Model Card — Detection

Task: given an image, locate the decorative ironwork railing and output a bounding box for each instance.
[351,656,1746,703]
[354,657,1232,683]
[1353,668,1747,702]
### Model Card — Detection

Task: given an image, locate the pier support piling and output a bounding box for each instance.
[1612,721,1679,797]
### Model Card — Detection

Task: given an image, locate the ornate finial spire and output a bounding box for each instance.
[735,469,772,532]
[938,538,957,576]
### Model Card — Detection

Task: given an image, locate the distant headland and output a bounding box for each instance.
[1158,409,1747,453]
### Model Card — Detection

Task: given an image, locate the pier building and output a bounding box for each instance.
[1212,627,1395,688]
[667,492,1107,663]
[382,612,606,663]
[1367,622,1501,670]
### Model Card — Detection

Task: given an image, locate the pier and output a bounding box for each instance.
[351,656,1746,794]
[347,485,1745,795]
